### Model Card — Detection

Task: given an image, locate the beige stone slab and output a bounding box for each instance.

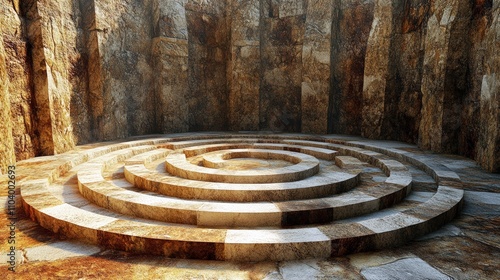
[325,192,380,220]
[182,142,338,160]
[167,138,259,150]
[225,228,329,244]
[197,210,282,227]
[25,241,101,262]
[40,204,118,243]
[385,172,413,186]
[358,213,424,234]
[78,172,105,184]
[335,156,364,168]
[224,228,331,261]
[19,179,51,196]
[197,201,281,227]
[107,193,199,225]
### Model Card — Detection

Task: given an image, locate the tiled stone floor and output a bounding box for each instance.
[1,134,499,279]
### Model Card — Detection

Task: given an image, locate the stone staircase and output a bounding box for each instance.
[20,133,464,261]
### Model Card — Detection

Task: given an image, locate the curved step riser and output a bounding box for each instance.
[19,133,464,261]
[77,141,412,227]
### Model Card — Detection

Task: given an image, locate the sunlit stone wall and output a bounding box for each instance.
[0,0,498,172]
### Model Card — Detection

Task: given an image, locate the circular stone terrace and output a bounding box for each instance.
[19,133,464,262]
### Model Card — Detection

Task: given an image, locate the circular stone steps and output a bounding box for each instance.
[124,149,361,202]
[20,133,464,261]
[77,140,411,227]
[165,148,320,183]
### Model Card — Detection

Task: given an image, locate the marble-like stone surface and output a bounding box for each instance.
[224,228,331,261]
[361,257,453,280]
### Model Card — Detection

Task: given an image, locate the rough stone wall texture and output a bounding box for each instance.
[477,0,499,172]
[186,0,230,131]
[259,0,306,132]
[0,34,16,173]
[361,0,394,139]
[0,0,499,172]
[301,0,334,134]
[90,0,155,140]
[0,0,30,169]
[330,0,374,135]
[227,0,261,131]
[152,0,190,133]
[26,0,86,155]
[382,0,427,144]
[419,0,471,153]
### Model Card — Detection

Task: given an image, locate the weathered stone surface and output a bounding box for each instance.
[419,0,471,153]
[380,0,427,143]
[459,2,485,160]
[186,0,229,131]
[153,0,188,40]
[0,0,498,172]
[24,0,87,155]
[361,257,452,280]
[330,0,375,135]
[80,0,102,141]
[152,0,189,133]
[260,1,305,132]
[0,0,24,171]
[90,0,155,140]
[22,0,55,156]
[301,0,334,134]
[361,0,394,139]
[228,0,260,131]
[0,37,15,173]
[477,0,499,172]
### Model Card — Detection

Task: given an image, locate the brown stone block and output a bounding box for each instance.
[319,223,376,256]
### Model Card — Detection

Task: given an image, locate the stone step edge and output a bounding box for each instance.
[21,179,463,262]
[19,133,465,261]
[164,148,320,183]
[124,149,360,202]
[15,137,174,185]
[181,142,338,160]
[77,143,411,227]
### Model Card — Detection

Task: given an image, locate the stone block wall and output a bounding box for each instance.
[0,0,498,172]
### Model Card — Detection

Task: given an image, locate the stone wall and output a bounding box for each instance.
[330,0,374,135]
[227,0,261,131]
[1,0,37,164]
[0,0,20,172]
[476,0,499,173]
[186,0,230,131]
[0,0,498,172]
[152,0,190,133]
[88,0,155,140]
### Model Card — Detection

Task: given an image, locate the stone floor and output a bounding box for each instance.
[1,133,499,279]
